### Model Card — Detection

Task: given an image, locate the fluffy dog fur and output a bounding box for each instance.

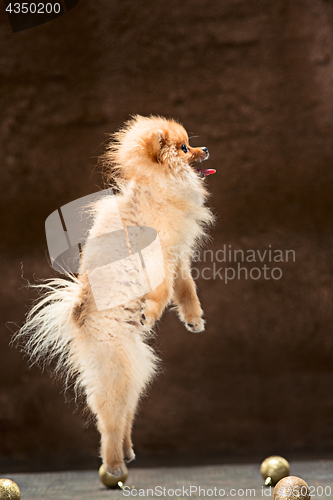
[16,115,214,476]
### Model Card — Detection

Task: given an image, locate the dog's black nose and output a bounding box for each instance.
[202,147,209,156]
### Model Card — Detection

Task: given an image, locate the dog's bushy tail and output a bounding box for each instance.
[14,274,81,385]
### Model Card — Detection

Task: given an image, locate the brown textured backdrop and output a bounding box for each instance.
[1,0,333,472]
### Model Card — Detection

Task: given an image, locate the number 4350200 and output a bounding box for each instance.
[6,3,61,14]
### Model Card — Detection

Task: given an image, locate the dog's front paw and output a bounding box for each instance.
[185,317,205,333]
[140,300,161,329]
[140,309,154,329]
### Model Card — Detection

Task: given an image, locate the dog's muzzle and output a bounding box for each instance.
[201,147,209,160]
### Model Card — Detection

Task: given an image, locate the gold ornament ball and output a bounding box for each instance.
[273,476,310,500]
[261,456,290,486]
[0,479,21,500]
[99,464,128,489]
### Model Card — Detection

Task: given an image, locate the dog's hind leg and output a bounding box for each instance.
[123,407,137,463]
[98,405,128,476]
[84,356,132,476]
[72,319,158,476]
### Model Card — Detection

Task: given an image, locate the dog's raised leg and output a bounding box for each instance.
[141,261,176,329]
[173,261,205,332]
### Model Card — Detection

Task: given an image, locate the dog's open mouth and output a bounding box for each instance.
[193,161,216,178]
[195,167,216,178]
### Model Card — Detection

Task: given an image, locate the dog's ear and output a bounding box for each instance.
[144,130,166,163]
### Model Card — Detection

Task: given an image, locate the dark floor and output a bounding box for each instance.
[2,460,333,500]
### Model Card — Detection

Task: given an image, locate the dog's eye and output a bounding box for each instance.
[181,144,189,153]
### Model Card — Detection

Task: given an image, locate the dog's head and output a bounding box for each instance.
[106,115,215,185]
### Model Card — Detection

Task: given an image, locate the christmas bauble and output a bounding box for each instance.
[260,456,290,486]
[0,479,21,500]
[99,464,128,489]
[273,476,310,500]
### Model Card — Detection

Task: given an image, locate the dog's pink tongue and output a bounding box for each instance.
[198,168,216,177]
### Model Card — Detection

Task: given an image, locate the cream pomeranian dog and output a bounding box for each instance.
[16,115,215,476]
